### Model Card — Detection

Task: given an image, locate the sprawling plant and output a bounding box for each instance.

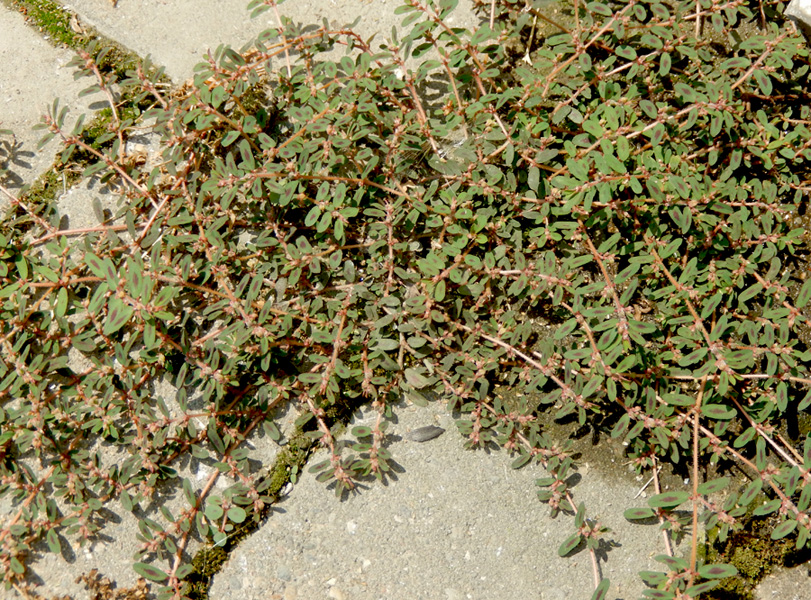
[3,0,811,598]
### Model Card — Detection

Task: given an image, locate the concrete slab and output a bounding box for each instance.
[208,401,676,600]
[0,4,103,194]
[756,564,811,600]
[61,0,480,84]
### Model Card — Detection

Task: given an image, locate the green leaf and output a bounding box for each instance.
[796,280,811,308]
[624,507,655,520]
[697,477,730,495]
[655,554,688,571]
[640,571,667,586]
[205,501,224,521]
[733,427,756,448]
[575,502,586,528]
[701,404,735,420]
[434,279,446,301]
[642,590,675,599]
[771,519,798,540]
[738,479,762,506]
[662,393,695,407]
[659,238,681,259]
[511,452,531,470]
[103,297,134,336]
[659,52,671,76]
[371,338,399,352]
[83,251,109,280]
[587,2,612,16]
[685,581,720,596]
[263,420,281,442]
[133,562,169,582]
[121,489,134,512]
[352,426,373,438]
[798,524,811,550]
[590,579,610,600]
[648,491,689,509]
[46,528,61,554]
[55,287,69,318]
[753,70,773,95]
[404,368,431,389]
[674,82,697,102]
[228,506,247,523]
[753,498,781,516]
[222,130,240,147]
[555,318,578,340]
[698,563,738,579]
[10,557,24,574]
[558,533,583,556]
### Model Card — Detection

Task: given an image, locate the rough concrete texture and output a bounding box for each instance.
[0,4,103,195]
[756,564,811,600]
[1,0,808,598]
[208,400,674,600]
[60,0,480,84]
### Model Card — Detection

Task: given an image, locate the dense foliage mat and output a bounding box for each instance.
[4,0,811,598]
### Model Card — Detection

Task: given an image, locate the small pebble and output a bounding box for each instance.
[283,585,298,600]
[327,586,345,600]
[406,425,445,442]
[277,564,292,582]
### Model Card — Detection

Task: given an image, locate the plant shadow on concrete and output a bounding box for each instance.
[4,0,811,598]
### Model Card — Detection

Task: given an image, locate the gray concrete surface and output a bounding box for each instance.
[0,4,103,194]
[2,0,808,599]
[208,401,670,600]
[756,564,811,600]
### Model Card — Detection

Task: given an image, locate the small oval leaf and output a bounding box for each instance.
[701,404,736,420]
[351,426,373,438]
[558,533,583,557]
[753,498,781,516]
[133,562,169,582]
[648,491,690,509]
[590,578,610,600]
[685,580,720,595]
[697,477,730,495]
[624,507,655,520]
[655,554,688,571]
[227,506,247,523]
[771,519,798,540]
[698,563,738,579]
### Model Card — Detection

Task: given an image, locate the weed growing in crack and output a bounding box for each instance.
[3,0,811,598]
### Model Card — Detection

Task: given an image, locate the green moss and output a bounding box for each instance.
[732,546,766,580]
[3,0,170,90]
[190,545,227,579]
[702,513,803,600]
[2,0,168,229]
[2,0,77,47]
[3,166,77,230]
[179,390,369,599]
[180,428,317,600]
[8,107,117,226]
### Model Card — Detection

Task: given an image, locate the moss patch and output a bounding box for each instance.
[179,393,362,600]
[702,513,811,600]
[2,0,169,87]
